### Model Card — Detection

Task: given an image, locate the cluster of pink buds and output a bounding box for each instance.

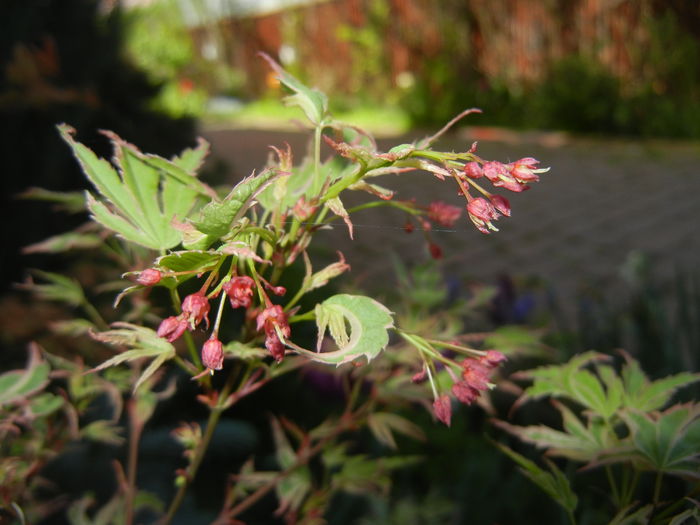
[457,156,548,234]
[152,267,294,374]
[433,350,507,426]
[157,291,211,343]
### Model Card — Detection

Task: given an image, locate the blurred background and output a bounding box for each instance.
[2,0,699,523]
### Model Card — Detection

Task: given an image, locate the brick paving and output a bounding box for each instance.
[201,127,700,314]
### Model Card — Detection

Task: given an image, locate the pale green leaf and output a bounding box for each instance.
[0,358,50,406]
[26,269,85,306]
[368,412,426,449]
[259,52,328,126]
[325,197,354,239]
[170,136,210,173]
[294,294,393,366]
[81,419,124,446]
[223,341,268,361]
[20,187,86,214]
[59,124,207,251]
[29,392,64,417]
[156,250,221,273]
[23,231,102,254]
[190,169,280,244]
[90,323,175,392]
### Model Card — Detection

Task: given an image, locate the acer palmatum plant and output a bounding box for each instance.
[13,54,551,523]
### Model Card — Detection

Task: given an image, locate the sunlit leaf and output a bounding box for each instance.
[259,52,328,126]
[58,124,209,250]
[325,197,353,239]
[189,169,281,247]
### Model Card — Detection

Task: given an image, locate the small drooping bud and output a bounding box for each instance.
[461,358,492,392]
[201,337,224,371]
[256,305,291,362]
[463,161,483,179]
[181,292,210,330]
[467,197,501,234]
[428,242,443,260]
[136,268,162,286]
[403,221,415,234]
[452,380,479,405]
[433,395,452,426]
[411,367,427,383]
[157,315,188,342]
[508,157,544,183]
[427,201,462,228]
[481,349,507,368]
[489,194,511,217]
[222,276,255,309]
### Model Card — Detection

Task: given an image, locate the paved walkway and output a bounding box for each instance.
[201,127,700,317]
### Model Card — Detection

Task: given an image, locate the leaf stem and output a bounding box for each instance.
[653,471,663,504]
[605,465,621,508]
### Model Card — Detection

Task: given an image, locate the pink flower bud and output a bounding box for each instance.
[265,334,286,362]
[181,292,210,330]
[257,305,291,362]
[489,194,511,217]
[270,285,286,297]
[433,395,452,426]
[222,276,255,309]
[136,268,161,286]
[508,157,541,183]
[463,161,483,179]
[482,161,508,182]
[467,197,500,234]
[461,358,492,392]
[201,337,224,371]
[428,242,443,260]
[427,201,462,228]
[411,368,427,383]
[157,315,188,342]
[452,381,479,404]
[481,350,507,368]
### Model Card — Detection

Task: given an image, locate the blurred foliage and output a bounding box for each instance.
[122,0,245,118]
[0,0,197,293]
